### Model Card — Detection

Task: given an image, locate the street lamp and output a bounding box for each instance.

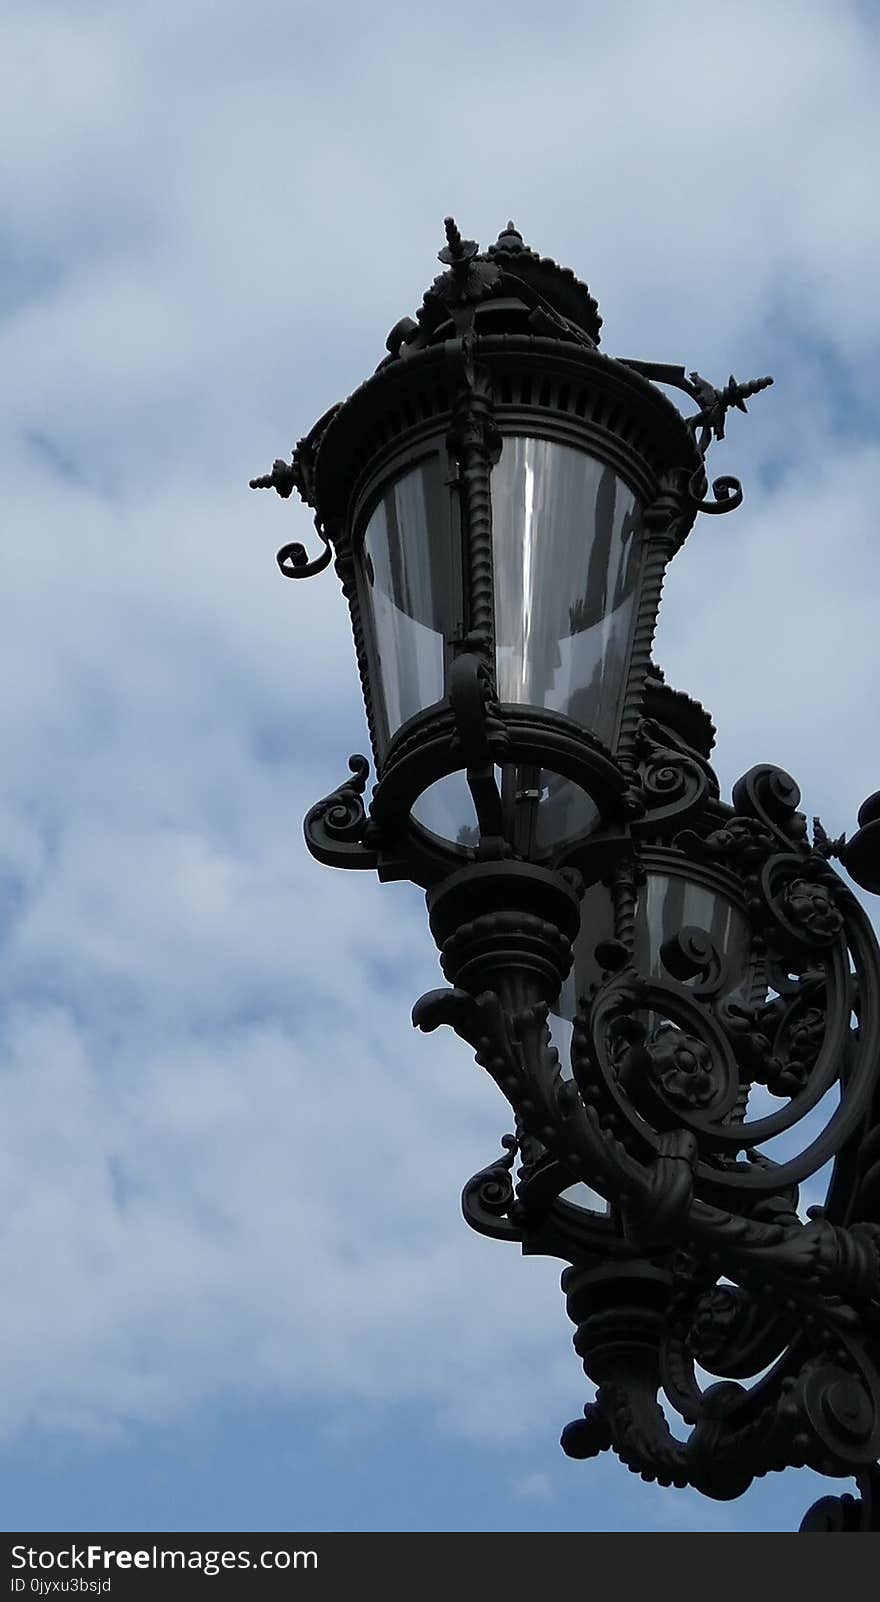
[251,219,880,1532]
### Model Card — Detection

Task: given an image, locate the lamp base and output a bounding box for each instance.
[426,859,584,1010]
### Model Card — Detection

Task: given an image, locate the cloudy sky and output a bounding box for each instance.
[1,0,878,1535]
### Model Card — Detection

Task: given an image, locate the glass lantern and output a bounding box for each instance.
[354,433,644,858]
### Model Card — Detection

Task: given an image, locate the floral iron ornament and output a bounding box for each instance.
[251,219,880,1531]
[414,764,880,1519]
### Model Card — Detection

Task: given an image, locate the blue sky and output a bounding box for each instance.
[1,0,879,1535]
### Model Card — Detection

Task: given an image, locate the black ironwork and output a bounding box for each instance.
[251,219,880,1531]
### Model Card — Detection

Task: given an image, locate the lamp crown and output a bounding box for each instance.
[387,214,604,356]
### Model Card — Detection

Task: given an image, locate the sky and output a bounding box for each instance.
[1,0,879,1535]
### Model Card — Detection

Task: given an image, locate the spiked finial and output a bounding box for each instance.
[720,373,775,415]
[438,216,479,272]
[444,216,463,255]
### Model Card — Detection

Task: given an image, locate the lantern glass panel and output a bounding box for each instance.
[555,871,752,1026]
[359,454,462,751]
[555,881,616,1022]
[496,766,602,856]
[533,769,601,851]
[492,437,641,747]
[635,874,751,999]
[411,771,479,848]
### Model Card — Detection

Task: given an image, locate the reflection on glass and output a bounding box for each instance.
[534,770,600,851]
[497,765,601,855]
[360,456,461,749]
[411,771,478,847]
[493,438,641,746]
[554,882,616,1022]
[635,875,750,999]
[411,763,602,856]
[553,873,751,1027]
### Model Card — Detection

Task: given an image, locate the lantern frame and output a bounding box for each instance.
[251,219,880,1531]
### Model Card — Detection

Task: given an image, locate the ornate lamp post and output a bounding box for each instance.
[251,220,880,1531]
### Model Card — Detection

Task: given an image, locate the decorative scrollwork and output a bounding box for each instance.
[682,371,773,517]
[798,1358,880,1470]
[415,751,880,1519]
[644,1024,721,1111]
[268,219,880,1529]
[460,1135,522,1240]
[675,814,776,874]
[659,926,726,997]
[578,965,743,1146]
[276,516,333,580]
[686,469,744,516]
[782,876,845,944]
[686,1281,792,1379]
[752,979,828,1098]
[303,755,379,870]
[756,853,846,960]
[731,763,809,850]
[633,717,712,830]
